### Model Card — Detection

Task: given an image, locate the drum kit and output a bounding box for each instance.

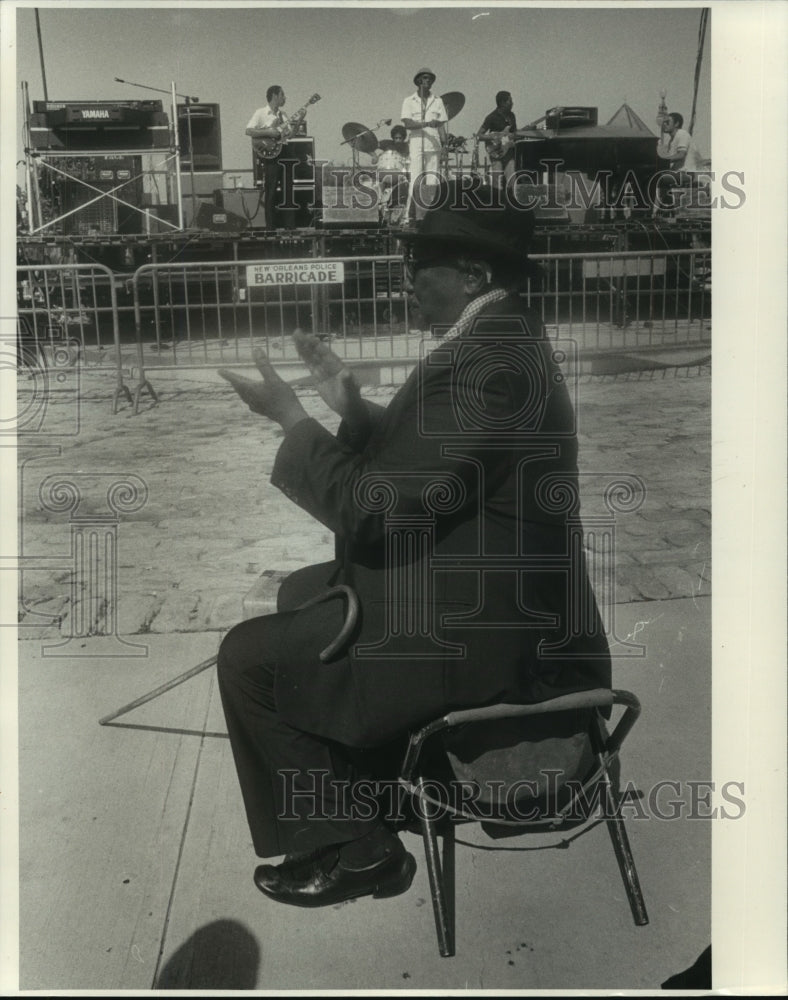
[340,92,469,223]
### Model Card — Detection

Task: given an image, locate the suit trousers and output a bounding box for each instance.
[217,612,401,858]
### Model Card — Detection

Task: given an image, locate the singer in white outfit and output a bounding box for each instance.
[401,68,447,221]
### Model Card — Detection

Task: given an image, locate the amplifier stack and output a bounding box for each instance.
[253,138,317,228]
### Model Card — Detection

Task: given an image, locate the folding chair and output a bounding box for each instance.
[397,688,649,957]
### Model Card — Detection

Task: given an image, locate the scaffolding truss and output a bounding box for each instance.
[21,79,186,237]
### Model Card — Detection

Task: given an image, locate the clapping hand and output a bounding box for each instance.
[218,348,308,432]
[292,329,367,431]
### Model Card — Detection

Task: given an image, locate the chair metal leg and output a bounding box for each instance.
[602,779,649,926]
[415,780,454,957]
[443,820,456,954]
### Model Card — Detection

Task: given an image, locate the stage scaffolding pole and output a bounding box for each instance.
[171,81,185,230]
[21,80,41,234]
[34,8,48,102]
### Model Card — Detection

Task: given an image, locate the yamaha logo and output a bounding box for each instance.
[81,109,111,120]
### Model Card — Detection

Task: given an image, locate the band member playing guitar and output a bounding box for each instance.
[246,86,320,229]
[477,90,518,189]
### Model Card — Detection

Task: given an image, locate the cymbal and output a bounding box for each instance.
[378,139,409,156]
[441,91,465,121]
[341,121,379,154]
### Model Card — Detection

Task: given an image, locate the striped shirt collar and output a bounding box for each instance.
[431,287,509,343]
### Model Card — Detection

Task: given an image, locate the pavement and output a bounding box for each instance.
[16,361,710,638]
[12,358,714,991]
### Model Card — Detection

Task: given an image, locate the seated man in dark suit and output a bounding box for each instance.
[217,182,611,909]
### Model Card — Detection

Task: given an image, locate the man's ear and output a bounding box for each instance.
[464,261,492,295]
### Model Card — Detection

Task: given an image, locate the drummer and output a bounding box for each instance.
[372,126,409,172]
[371,126,409,224]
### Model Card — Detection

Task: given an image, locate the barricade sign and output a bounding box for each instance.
[246,261,345,287]
[583,258,667,279]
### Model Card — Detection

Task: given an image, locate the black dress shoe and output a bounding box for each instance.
[254,840,416,908]
[255,847,326,885]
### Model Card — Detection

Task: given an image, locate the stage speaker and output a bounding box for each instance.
[178,103,222,171]
[216,188,267,229]
[179,171,224,197]
[320,186,379,227]
[29,101,170,151]
[545,106,599,130]
[145,204,180,235]
[250,138,317,228]
[253,138,315,185]
[181,197,209,229]
[193,200,247,232]
[56,155,144,235]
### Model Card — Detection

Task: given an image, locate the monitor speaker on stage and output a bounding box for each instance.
[193,199,247,232]
[178,103,222,171]
[216,189,267,229]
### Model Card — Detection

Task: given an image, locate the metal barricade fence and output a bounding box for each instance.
[16,262,134,412]
[129,246,709,371]
[528,248,711,355]
[17,247,711,411]
[130,255,411,371]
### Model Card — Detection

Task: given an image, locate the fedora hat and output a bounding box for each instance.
[399,181,538,272]
[413,67,436,85]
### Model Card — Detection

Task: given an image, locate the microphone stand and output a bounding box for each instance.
[114,76,200,228]
[340,118,392,171]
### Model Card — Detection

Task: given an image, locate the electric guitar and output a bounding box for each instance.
[477,126,519,162]
[253,93,321,161]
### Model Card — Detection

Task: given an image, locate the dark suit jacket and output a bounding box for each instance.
[269,295,611,747]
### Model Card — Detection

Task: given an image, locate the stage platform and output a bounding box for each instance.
[17,214,710,270]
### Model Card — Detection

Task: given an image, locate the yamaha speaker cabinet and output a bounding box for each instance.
[29,100,170,151]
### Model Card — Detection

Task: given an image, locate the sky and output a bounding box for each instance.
[13,2,711,179]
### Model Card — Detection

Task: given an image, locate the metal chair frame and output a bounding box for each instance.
[398,688,649,957]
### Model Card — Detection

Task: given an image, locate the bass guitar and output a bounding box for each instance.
[253,93,321,161]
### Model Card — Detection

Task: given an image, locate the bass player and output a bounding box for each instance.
[478,90,518,189]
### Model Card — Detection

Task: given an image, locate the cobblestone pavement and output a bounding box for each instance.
[16,365,710,638]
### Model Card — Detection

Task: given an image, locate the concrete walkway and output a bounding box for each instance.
[15,362,713,990]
